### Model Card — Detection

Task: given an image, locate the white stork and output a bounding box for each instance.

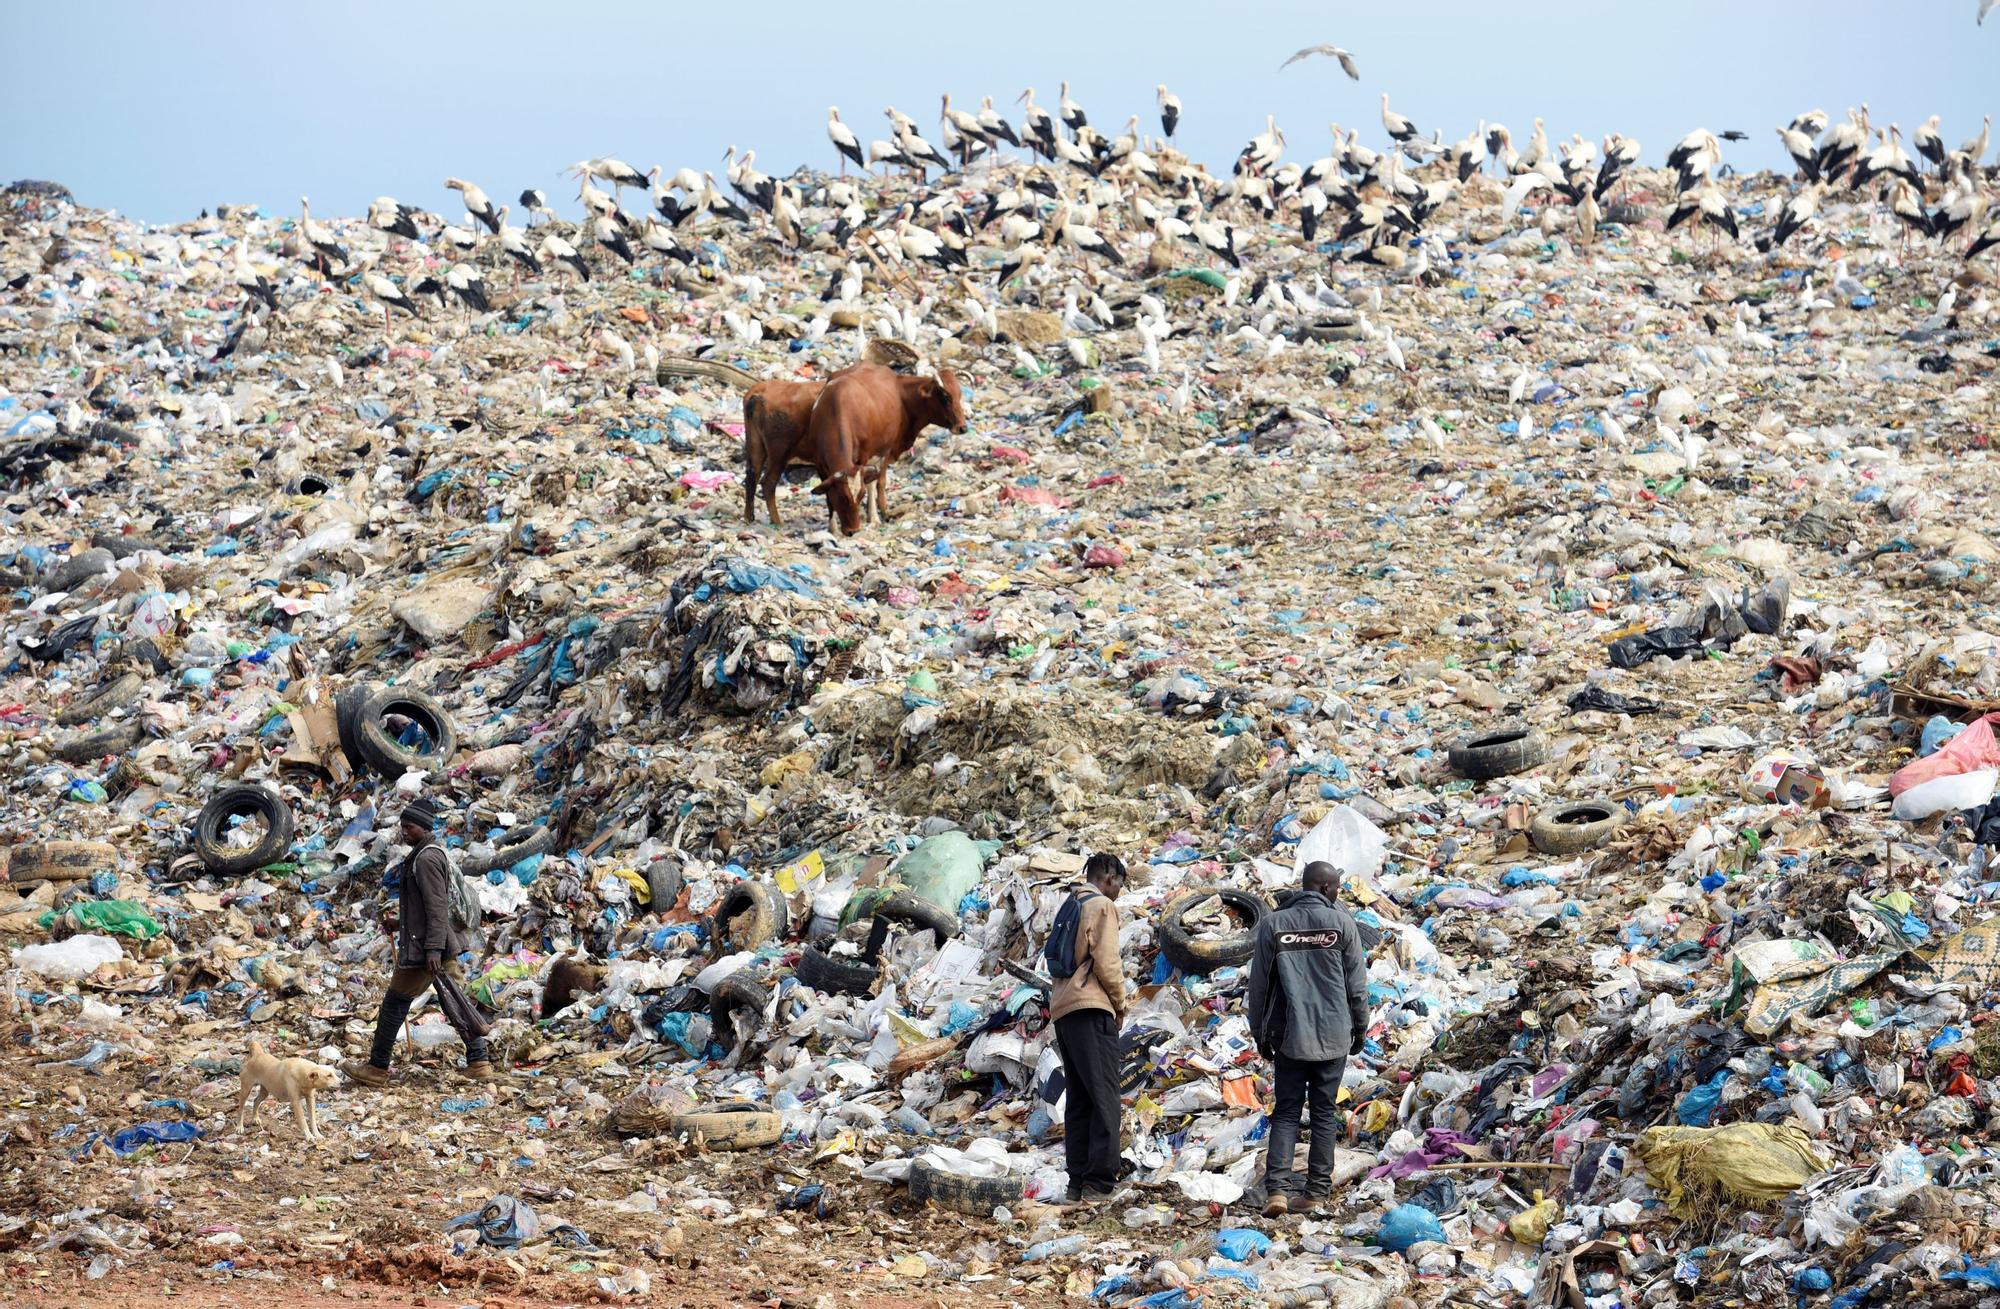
[443,178,499,234]
[828,107,865,173]
[1157,85,1181,140]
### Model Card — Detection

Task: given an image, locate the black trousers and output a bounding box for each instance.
[1263,1054,1345,1200]
[366,964,489,1069]
[1054,1010,1123,1193]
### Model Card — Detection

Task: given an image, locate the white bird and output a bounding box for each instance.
[1776,125,1820,180]
[1913,115,1946,172]
[1665,129,1721,192]
[1157,84,1182,139]
[444,262,489,313]
[538,232,590,282]
[593,214,636,264]
[1770,183,1823,247]
[1598,410,1626,444]
[296,196,348,273]
[1830,259,1867,299]
[1984,0,1998,24]
[1851,125,1919,191]
[1666,178,1739,245]
[1501,171,1553,224]
[443,177,499,234]
[1960,115,1991,165]
[721,309,763,345]
[360,260,419,320]
[495,207,538,274]
[1058,80,1087,137]
[1379,94,1416,144]
[827,107,866,173]
[231,242,277,312]
[1380,329,1406,372]
[367,196,421,241]
[1279,43,1360,79]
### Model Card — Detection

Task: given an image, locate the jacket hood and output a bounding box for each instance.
[1274,888,1334,911]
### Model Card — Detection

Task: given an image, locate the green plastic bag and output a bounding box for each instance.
[39,899,162,940]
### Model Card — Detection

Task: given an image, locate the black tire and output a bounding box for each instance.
[709,970,770,1050]
[56,671,144,727]
[353,685,458,778]
[193,784,295,877]
[1530,801,1626,855]
[869,890,958,947]
[335,683,371,771]
[1157,887,1268,975]
[459,820,559,877]
[797,941,879,997]
[669,1101,784,1150]
[712,881,789,951]
[647,857,684,912]
[908,1156,1021,1216]
[54,722,141,764]
[1,840,118,885]
[286,473,335,496]
[1448,726,1550,780]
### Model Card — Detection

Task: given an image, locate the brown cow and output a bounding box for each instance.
[741,378,826,526]
[804,364,969,534]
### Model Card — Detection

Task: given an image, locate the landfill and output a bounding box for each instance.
[4,81,2000,1308]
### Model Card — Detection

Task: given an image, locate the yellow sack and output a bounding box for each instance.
[609,866,652,905]
[1637,1122,1829,1216]
[1507,1190,1557,1244]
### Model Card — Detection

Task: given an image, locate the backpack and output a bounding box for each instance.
[1042,890,1099,979]
[434,843,480,934]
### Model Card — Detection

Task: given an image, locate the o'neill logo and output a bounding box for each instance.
[1277,930,1342,949]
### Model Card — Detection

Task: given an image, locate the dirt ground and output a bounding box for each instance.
[0,1038,1138,1309]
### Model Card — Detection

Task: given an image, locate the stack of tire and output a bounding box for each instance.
[336,682,458,779]
[1156,887,1270,975]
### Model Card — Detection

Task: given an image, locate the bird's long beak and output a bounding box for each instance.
[1016,89,1030,105]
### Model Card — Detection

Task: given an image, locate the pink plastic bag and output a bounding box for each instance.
[1888,712,2000,797]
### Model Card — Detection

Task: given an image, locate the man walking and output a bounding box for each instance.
[1049,853,1129,1204]
[1248,859,1369,1218]
[342,798,493,1086]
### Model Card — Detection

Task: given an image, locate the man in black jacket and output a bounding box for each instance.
[1246,860,1369,1218]
[341,798,492,1086]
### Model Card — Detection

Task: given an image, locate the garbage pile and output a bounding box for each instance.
[6,135,2000,1307]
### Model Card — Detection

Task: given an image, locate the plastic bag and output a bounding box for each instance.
[1293,804,1387,879]
[1637,1123,1830,1216]
[1507,1192,1557,1244]
[1214,1227,1271,1261]
[1893,767,2000,820]
[12,933,124,979]
[1376,1203,1447,1252]
[38,899,161,939]
[1888,712,2000,797]
[891,830,994,913]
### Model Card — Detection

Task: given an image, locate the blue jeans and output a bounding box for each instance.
[1263,1055,1344,1199]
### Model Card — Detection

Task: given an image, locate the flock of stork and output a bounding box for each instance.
[236,72,2000,361]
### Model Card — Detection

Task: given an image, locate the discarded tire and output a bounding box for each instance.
[1157,887,1269,975]
[334,683,371,771]
[0,839,118,885]
[56,671,144,727]
[54,722,141,764]
[1448,726,1550,780]
[868,890,959,947]
[708,970,771,1050]
[460,820,558,877]
[193,784,295,876]
[797,940,878,997]
[1530,801,1626,855]
[353,685,458,777]
[668,1101,784,1151]
[646,857,684,912]
[909,1156,1021,1216]
[712,880,789,950]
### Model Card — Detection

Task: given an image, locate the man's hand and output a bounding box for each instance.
[1350,1025,1367,1056]
[425,951,443,974]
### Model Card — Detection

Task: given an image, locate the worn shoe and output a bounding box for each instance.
[1263,1192,1290,1219]
[462,1060,495,1081]
[341,1059,389,1088]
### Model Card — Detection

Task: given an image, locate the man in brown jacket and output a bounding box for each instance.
[341,798,492,1085]
[1049,853,1129,1204]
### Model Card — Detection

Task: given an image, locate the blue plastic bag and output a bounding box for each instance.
[1214,1228,1271,1261]
[109,1120,202,1155]
[1677,1070,1730,1126]
[1376,1203,1446,1252]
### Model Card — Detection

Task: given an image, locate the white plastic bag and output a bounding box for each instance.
[12,934,123,980]
[1293,804,1388,879]
[1892,767,1998,820]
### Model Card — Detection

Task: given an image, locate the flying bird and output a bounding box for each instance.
[1280,44,1360,80]
[1982,0,1997,24]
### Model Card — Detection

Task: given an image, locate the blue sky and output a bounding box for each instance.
[5,0,1993,225]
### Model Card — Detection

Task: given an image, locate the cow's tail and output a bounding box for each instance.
[742,393,765,523]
